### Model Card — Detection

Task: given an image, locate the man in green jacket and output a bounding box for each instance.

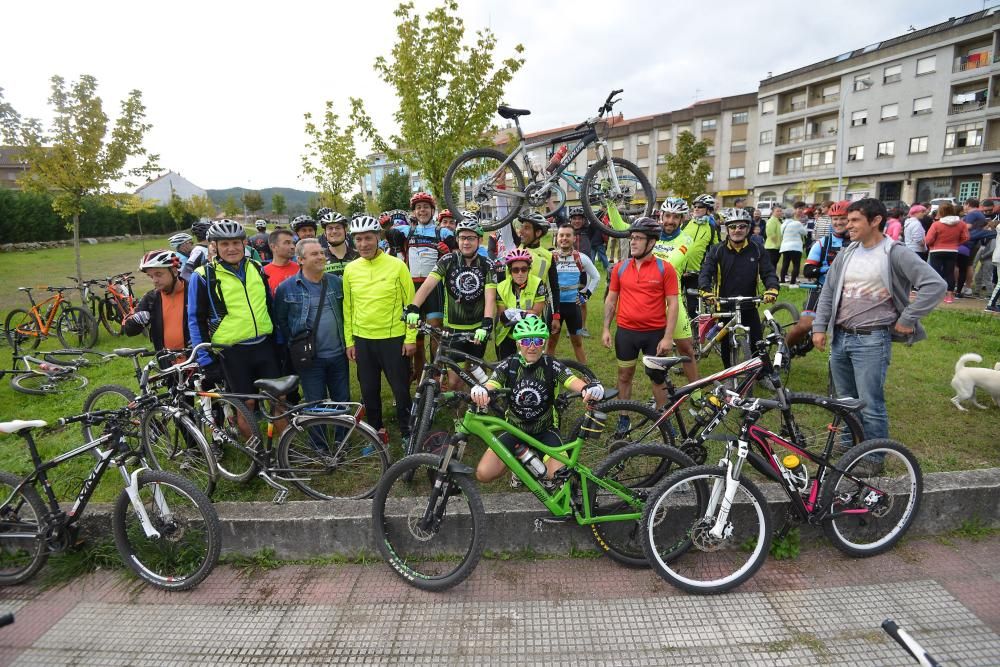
[764,203,784,268]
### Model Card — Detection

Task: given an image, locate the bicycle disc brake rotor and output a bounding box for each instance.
[690,517,732,551]
[524,182,552,207]
[406,506,437,542]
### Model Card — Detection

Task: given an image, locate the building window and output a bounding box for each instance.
[803,144,836,169]
[944,122,984,155]
[730,140,747,153]
[758,160,771,174]
[759,130,773,144]
[789,92,807,111]
[883,64,902,84]
[656,154,667,165]
[637,157,650,168]
[880,103,898,121]
[820,83,840,102]
[761,99,776,115]
[611,139,625,150]
[786,156,803,172]
[876,141,895,157]
[915,55,936,76]
[701,119,717,131]
[706,171,714,182]
[908,136,928,154]
[958,180,981,201]
[677,125,691,136]
[731,111,749,124]
[728,167,745,179]
[912,96,933,115]
[705,147,715,157]
[636,134,650,146]
[850,110,867,127]
[853,73,872,91]
[847,145,865,161]
[659,130,671,141]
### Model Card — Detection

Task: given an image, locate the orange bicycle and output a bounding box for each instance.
[4,286,99,350]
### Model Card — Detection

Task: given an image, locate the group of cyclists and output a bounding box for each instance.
[121,187,864,485]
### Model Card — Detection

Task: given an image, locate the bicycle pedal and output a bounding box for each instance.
[272,489,288,505]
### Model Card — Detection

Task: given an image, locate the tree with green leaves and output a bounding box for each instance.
[185,194,216,220]
[350,0,525,200]
[242,190,264,217]
[348,192,367,216]
[222,194,240,217]
[656,131,713,204]
[166,189,187,229]
[0,76,159,281]
[302,101,368,210]
[119,193,157,241]
[378,169,412,211]
[271,193,286,216]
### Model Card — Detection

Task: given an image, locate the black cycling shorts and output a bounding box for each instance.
[498,428,563,454]
[802,287,822,317]
[415,279,444,321]
[219,338,283,395]
[555,302,584,336]
[614,327,663,368]
[444,329,486,360]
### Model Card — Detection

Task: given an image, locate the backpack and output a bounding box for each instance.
[615,257,667,281]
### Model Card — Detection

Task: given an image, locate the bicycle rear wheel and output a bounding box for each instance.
[0,471,48,586]
[588,443,694,567]
[112,469,221,591]
[82,384,137,444]
[141,407,218,498]
[10,371,88,395]
[571,400,675,468]
[372,454,485,591]
[56,306,99,349]
[755,392,865,459]
[580,157,655,238]
[278,416,389,500]
[5,309,41,350]
[443,148,526,232]
[822,439,922,557]
[643,465,772,594]
[198,396,260,483]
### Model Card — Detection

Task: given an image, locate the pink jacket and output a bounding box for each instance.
[884,218,902,241]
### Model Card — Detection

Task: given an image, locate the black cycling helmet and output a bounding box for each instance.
[517,211,549,231]
[628,217,662,239]
[192,220,213,241]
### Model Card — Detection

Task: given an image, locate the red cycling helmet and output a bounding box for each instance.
[437,210,454,222]
[828,200,851,217]
[410,191,436,209]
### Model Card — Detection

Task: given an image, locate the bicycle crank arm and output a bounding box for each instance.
[121,467,162,539]
[256,471,290,504]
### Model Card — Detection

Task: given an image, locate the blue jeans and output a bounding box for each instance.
[593,244,609,272]
[829,329,891,440]
[298,355,350,404]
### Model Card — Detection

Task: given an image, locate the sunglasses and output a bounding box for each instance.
[727,224,750,231]
[509,266,529,274]
[518,337,546,348]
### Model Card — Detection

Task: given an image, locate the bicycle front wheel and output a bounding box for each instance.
[580,157,655,238]
[443,148,526,231]
[56,306,99,348]
[112,469,221,591]
[82,384,137,444]
[821,439,922,557]
[372,454,485,591]
[141,407,218,498]
[0,471,48,586]
[643,465,772,594]
[5,308,41,350]
[43,349,111,368]
[588,443,694,567]
[10,371,88,395]
[277,416,389,500]
[199,396,260,483]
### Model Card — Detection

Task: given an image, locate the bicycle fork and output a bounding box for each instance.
[708,440,749,540]
[117,466,162,539]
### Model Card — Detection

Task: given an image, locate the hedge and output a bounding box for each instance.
[0,189,194,243]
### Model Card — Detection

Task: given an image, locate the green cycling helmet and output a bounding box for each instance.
[512,314,549,340]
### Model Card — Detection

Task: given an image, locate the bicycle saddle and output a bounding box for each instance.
[0,420,47,434]
[820,396,866,412]
[497,105,530,119]
[641,356,691,371]
[113,348,151,358]
[254,375,300,397]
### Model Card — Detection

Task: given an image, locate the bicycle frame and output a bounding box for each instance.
[19,289,69,336]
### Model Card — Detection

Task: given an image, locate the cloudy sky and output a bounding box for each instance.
[2,0,982,191]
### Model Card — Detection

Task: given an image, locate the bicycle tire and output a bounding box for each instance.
[43,349,111,368]
[821,439,922,557]
[112,469,221,591]
[580,157,655,239]
[141,407,218,498]
[0,470,49,586]
[88,295,117,337]
[588,442,694,567]
[82,384,137,443]
[769,302,800,333]
[10,371,88,395]
[443,147,526,232]
[56,306,99,349]
[571,399,676,467]
[198,396,260,483]
[277,415,389,500]
[372,453,486,591]
[557,358,597,382]
[5,308,41,350]
[643,465,772,594]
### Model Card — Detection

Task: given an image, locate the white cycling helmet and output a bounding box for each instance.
[254,219,267,230]
[320,211,348,227]
[349,215,381,236]
[168,232,193,250]
[660,197,690,215]
[454,217,482,237]
[140,249,181,272]
[693,194,716,210]
[722,208,752,224]
[207,219,247,240]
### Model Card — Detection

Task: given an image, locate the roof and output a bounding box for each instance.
[0,147,29,167]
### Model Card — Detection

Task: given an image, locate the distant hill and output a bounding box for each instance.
[206,187,320,214]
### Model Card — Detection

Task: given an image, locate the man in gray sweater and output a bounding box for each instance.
[812,198,945,448]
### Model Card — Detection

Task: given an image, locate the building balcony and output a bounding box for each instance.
[950,99,988,115]
[944,144,983,157]
[953,50,993,73]
[808,93,839,108]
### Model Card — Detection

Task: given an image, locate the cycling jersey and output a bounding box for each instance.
[181,244,210,282]
[652,229,696,339]
[397,223,455,280]
[552,250,599,303]
[342,250,416,346]
[485,355,577,433]
[681,217,718,275]
[324,245,359,277]
[248,233,272,262]
[428,252,497,330]
[805,234,846,286]
[608,257,679,331]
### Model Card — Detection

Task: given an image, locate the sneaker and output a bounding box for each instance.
[985,306,1000,313]
[616,414,631,435]
[578,327,591,338]
[943,294,954,304]
[509,473,522,489]
[962,287,973,297]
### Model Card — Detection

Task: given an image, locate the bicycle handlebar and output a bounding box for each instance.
[882,619,941,667]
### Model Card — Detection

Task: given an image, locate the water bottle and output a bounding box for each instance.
[546,145,568,173]
[470,365,489,384]
[707,323,723,341]
[512,443,547,478]
[782,454,809,491]
[580,411,607,440]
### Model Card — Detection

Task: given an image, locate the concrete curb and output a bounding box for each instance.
[86,468,1000,559]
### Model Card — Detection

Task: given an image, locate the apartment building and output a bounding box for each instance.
[364,152,426,200]
[754,8,1000,206]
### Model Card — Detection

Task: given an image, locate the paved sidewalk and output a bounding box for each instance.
[0,535,998,665]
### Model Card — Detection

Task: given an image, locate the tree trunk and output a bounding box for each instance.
[73,212,83,284]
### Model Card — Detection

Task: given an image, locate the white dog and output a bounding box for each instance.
[950,353,1000,411]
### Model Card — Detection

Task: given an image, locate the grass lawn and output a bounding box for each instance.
[1,239,998,505]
